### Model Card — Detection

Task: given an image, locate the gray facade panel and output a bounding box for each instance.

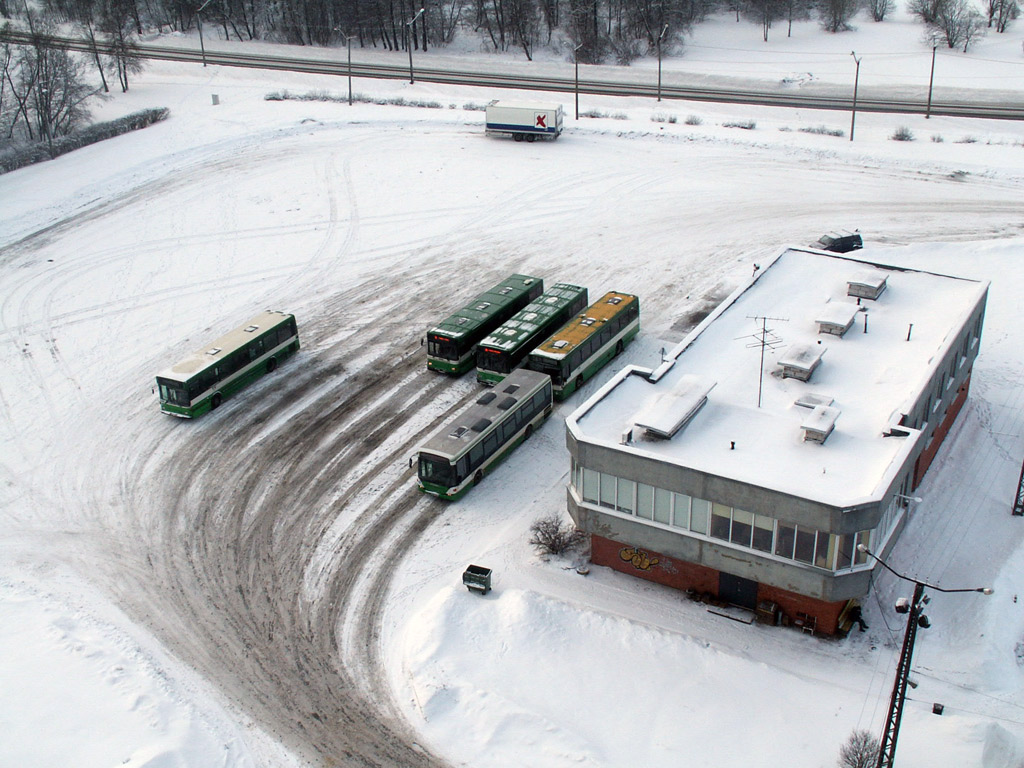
[570,435,888,534]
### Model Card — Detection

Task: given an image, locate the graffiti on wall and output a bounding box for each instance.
[620,546,659,571]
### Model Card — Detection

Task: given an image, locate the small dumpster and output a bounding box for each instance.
[462,564,492,595]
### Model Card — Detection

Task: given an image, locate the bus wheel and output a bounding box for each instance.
[474,471,483,486]
[525,424,533,439]
[615,340,624,355]
[267,357,278,373]
[574,377,582,394]
[211,393,223,409]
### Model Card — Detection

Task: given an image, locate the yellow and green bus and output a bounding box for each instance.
[528,291,639,400]
[475,283,588,386]
[426,274,543,375]
[416,368,553,500]
[156,310,299,418]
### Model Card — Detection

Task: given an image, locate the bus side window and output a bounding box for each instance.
[531,390,546,414]
[469,444,484,471]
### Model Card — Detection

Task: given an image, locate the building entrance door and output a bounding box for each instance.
[719,572,758,610]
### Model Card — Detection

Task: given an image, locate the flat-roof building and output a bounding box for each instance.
[565,247,988,635]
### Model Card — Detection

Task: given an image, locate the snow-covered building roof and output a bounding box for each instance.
[568,247,989,509]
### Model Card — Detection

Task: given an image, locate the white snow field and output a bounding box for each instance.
[2,8,1024,768]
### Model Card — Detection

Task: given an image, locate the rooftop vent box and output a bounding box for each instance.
[794,393,835,409]
[816,301,860,337]
[634,374,716,440]
[778,343,826,381]
[801,405,840,444]
[848,271,888,301]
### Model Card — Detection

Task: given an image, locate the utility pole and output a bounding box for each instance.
[1013,459,1024,515]
[850,51,861,141]
[406,8,425,84]
[858,545,992,768]
[657,24,668,102]
[926,41,937,119]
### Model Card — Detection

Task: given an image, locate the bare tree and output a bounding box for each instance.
[744,0,787,40]
[932,0,985,49]
[5,24,95,149]
[529,513,585,556]
[818,0,860,31]
[780,0,814,35]
[986,0,1019,29]
[838,729,880,768]
[869,0,894,20]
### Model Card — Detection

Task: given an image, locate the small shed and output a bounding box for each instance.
[847,270,888,301]
[778,343,826,382]
[816,301,860,337]
[801,405,840,444]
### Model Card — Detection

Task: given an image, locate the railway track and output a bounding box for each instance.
[2,28,1023,120]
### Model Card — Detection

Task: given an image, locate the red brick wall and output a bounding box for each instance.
[913,373,971,489]
[590,534,847,635]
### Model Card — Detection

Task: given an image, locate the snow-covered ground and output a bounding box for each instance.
[2,9,1024,768]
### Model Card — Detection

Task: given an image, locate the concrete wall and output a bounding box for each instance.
[569,489,874,603]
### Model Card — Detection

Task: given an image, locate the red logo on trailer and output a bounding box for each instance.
[535,114,548,129]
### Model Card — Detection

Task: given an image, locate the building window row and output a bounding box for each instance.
[571,461,884,574]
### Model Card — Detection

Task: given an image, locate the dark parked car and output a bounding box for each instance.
[812,231,863,253]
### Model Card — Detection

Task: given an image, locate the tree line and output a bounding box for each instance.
[1,0,1018,145]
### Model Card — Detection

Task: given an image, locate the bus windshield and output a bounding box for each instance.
[528,355,563,385]
[157,378,190,406]
[428,335,458,360]
[418,454,455,487]
[477,348,511,374]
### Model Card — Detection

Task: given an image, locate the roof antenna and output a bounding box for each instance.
[740,315,788,408]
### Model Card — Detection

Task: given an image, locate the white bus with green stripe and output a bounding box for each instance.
[416,369,553,500]
[156,310,299,418]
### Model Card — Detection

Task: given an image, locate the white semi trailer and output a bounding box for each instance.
[485,100,564,142]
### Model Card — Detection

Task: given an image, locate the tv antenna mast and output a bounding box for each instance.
[740,315,788,408]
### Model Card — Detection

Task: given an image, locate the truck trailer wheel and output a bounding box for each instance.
[526,134,536,142]
[513,133,524,142]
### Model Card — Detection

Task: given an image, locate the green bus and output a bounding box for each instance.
[475,283,589,386]
[417,369,553,500]
[156,309,299,418]
[528,291,640,400]
[426,274,543,375]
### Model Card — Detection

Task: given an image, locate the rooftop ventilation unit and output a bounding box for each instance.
[816,301,860,337]
[801,405,840,444]
[778,343,826,381]
[794,393,835,409]
[634,374,716,439]
[848,270,888,301]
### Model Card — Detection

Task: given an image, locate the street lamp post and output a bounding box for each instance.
[849,51,861,141]
[406,8,425,84]
[573,42,583,120]
[196,0,214,67]
[858,544,992,768]
[926,40,937,119]
[657,24,668,102]
[346,33,355,105]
